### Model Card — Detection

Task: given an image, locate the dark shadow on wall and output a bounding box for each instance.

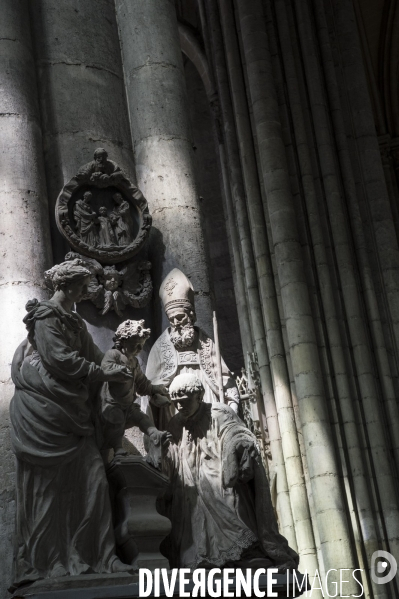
[183,54,243,373]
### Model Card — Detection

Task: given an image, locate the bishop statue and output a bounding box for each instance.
[146,269,239,424]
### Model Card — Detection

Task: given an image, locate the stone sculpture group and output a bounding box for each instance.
[55,148,151,263]
[9,260,298,592]
[8,151,299,593]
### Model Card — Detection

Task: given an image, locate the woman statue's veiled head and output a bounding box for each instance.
[45,259,91,291]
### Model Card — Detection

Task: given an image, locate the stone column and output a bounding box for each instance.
[332,0,399,377]
[234,0,358,585]
[218,143,253,359]
[292,0,399,570]
[308,0,399,567]
[209,0,297,549]
[0,2,53,595]
[270,0,384,592]
[115,0,213,335]
[29,0,136,264]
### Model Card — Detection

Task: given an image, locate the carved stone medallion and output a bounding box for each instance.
[55,148,152,264]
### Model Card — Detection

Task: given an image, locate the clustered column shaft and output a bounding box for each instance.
[268,1,384,595]
[211,0,297,549]
[0,1,53,592]
[233,0,357,588]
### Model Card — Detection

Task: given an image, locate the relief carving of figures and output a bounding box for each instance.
[76,147,129,188]
[56,148,151,264]
[63,252,153,317]
[146,268,240,428]
[73,191,99,247]
[98,206,117,246]
[73,197,135,249]
[110,193,135,246]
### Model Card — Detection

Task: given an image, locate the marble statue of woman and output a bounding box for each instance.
[9,259,134,591]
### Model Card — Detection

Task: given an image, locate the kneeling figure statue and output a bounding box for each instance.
[161,373,299,571]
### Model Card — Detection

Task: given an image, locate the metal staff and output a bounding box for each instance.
[213,311,225,403]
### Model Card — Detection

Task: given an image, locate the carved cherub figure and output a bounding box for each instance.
[99,320,172,458]
[100,266,125,316]
[63,253,153,316]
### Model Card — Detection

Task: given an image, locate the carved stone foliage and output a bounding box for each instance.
[55,148,152,264]
[47,252,153,317]
[236,352,271,472]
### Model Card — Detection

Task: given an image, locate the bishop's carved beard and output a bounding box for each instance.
[170,323,195,349]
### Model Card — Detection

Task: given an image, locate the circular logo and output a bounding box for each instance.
[371,550,397,585]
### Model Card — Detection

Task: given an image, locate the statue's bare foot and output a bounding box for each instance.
[111,558,137,574]
[114,448,128,457]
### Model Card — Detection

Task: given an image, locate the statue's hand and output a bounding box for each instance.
[90,172,102,181]
[150,385,171,407]
[101,365,133,383]
[150,393,171,407]
[90,172,110,187]
[148,427,173,449]
[152,384,170,396]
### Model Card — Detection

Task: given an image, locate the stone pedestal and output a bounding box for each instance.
[107,456,171,570]
[11,571,307,598]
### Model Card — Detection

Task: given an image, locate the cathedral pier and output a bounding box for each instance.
[178,19,252,359]
[0,0,53,586]
[291,0,399,575]
[334,0,399,366]
[234,0,357,586]
[29,0,136,262]
[268,0,382,588]
[216,0,319,576]
[214,0,297,551]
[115,0,213,335]
[202,0,294,548]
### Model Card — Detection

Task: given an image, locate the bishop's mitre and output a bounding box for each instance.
[159,268,195,314]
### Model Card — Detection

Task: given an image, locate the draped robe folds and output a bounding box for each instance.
[162,402,299,571]
[110,200,135,245]
[73,199,98,246]
[98,215,116,246]
[9,300,121,590]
